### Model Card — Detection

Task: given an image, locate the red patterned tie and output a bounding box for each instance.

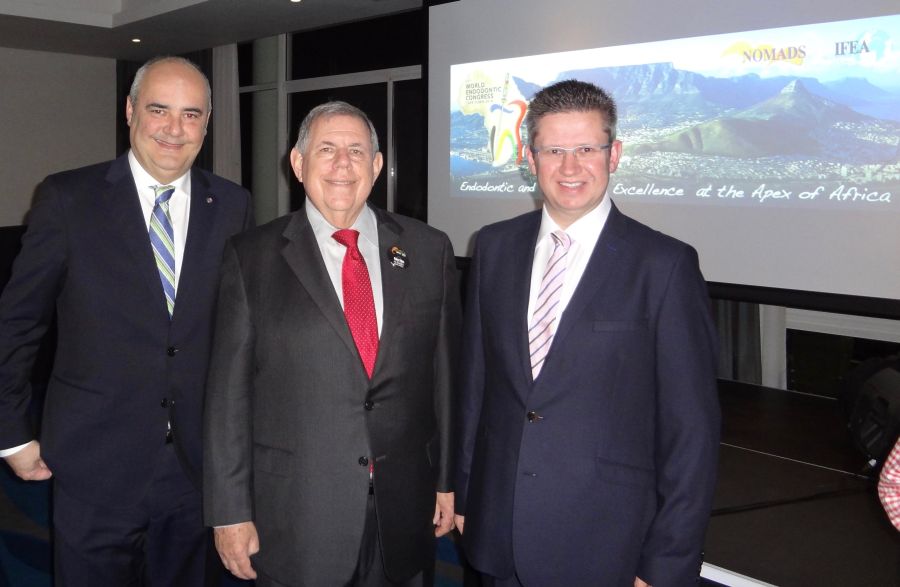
[333,229,379,378]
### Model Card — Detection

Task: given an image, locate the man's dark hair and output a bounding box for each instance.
[525,80,618,146]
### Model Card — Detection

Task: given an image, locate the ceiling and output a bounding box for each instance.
[0,0,423,61]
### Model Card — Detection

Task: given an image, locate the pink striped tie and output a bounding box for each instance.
[529,230,571,379]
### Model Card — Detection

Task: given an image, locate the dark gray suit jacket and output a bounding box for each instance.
[0,154,253,504]
[203,204,461,585]
[456,204,720,587]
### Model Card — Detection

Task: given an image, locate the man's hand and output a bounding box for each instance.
[634,577,651,587]
[454,514,465,535]
[433,492,455,537]
[4,441,52,481]
[214,522,259,580]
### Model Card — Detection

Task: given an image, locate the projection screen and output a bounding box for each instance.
[428,0,899,303]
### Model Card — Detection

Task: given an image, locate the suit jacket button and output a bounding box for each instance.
[364,400,374,410]
[160,398,169,408]
[527,411,543,423]
[358,456,369,466]
[167,346,178,357]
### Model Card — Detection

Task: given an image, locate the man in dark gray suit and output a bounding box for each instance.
[204,101,461,586]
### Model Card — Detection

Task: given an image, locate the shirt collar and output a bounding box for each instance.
[537,193,611,248]
[128,150,191,196]
[305,200,378,248]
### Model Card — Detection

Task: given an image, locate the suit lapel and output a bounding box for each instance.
[551,205,628,352]
[509,213,541,393]
[280,211,359,361]
[103,155,169,320]
[372,207,405,379]
[173,168,215,324]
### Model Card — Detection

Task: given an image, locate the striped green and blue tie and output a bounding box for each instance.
[150,185,177,318]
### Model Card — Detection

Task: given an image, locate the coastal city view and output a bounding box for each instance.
[450,17,900,209]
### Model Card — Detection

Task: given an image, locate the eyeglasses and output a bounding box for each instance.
[313,145,371,162]
[530,144,611,161]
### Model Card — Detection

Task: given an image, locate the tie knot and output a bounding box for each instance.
[333,229,361,249]
[551,230,571,251]
[153,185,175,205]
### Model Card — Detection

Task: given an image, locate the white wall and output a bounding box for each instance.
[0,47,116,226]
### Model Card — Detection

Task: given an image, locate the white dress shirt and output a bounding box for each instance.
[1,152,193,458]
[527,196,612,331]
[305,201,384,336]
[129,150,191,289]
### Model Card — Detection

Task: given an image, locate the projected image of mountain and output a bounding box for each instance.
[554,62,900,123]
[628,79,899,161]
[450,22,900,198]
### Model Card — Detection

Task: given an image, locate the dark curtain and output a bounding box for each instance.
[715,299,762,384]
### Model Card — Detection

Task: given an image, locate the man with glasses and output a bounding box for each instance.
[454,80,720,586]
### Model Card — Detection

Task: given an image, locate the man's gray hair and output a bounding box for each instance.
[525,80,618,146]
[294,101,380,156]
[129,56,212,113]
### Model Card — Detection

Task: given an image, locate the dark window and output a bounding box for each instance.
[787,329,900,398]
[237,42,254,87]
[393,78,427,221]
[290,10,424,80]
[288,85,389,211]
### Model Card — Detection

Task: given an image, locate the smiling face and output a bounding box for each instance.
[126,60,209,184]
[290,113,383,228]
[526,110,622,229]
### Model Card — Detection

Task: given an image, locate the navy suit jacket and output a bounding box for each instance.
[0,154,252,505]
[456,204,720,587]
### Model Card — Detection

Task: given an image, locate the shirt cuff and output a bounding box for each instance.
[0,440,34,458]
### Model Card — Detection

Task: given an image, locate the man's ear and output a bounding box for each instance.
[289,148,304,183]
[525,146,538,176]
[608,140,623,173]
[371,152,384,184]
[125,96,134,127]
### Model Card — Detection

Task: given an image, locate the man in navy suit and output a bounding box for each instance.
[0,56,252,585]
[454,80,720,587]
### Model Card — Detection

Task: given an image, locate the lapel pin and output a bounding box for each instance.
[206,195,214,204]
[387,246,408,269]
